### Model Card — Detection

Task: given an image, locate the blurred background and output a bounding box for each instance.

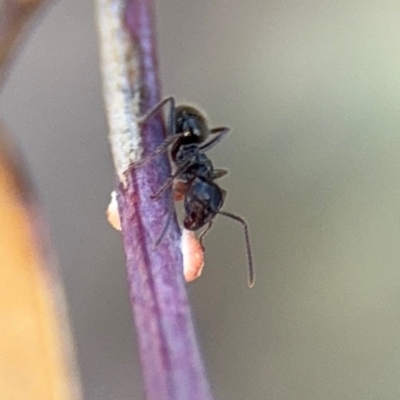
[2,0,400,399]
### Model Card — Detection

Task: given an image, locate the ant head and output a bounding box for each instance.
[183,177,225,231]
[175,105,209,144]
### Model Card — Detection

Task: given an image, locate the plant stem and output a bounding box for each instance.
[96,1,213,399]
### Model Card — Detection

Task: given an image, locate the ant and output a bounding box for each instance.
[132,96,255,287]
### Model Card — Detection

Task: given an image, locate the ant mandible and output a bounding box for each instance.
[132,96,255,288]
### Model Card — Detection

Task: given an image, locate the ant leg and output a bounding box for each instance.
[212,169,228,180]
[198,220,213,251]
[150,158,194,200]
[150,176,175,200]
[199,126,231,153]
[154,198,175,247]
[218,211,255,288]
[210,126,230,135]
[154,179,190,248]
[130,134,182,168]
[129,97,179,169]
[166,97,176,137]
[139,96,175,130]
[153,178,191,248]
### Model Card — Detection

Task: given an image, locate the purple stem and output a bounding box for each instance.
[96,1,213,399]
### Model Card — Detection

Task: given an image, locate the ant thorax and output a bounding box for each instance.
[171,143,214,181]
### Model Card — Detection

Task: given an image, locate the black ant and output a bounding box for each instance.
[132,96,255,287]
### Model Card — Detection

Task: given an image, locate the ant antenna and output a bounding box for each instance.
[218,211,255,288]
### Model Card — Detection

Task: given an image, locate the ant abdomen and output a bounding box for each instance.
[174,105,209,144]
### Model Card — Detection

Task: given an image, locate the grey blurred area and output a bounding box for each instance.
[2,0,400,398]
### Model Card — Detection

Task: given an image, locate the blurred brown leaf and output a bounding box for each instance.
[0,127,80,399]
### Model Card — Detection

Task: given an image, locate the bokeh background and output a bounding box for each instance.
[2,0,400,399]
